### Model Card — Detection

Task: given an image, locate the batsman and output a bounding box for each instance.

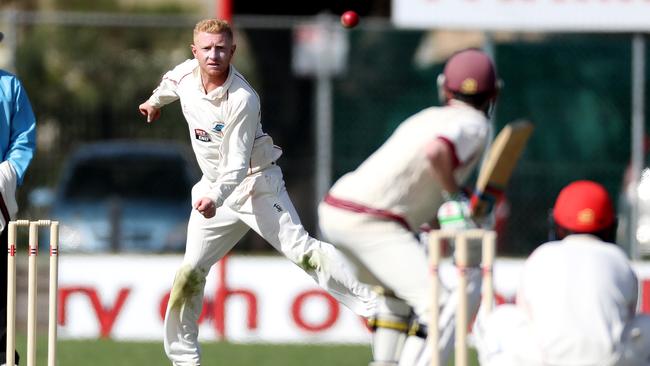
[318,48,501,366]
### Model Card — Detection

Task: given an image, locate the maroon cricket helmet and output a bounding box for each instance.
[440,48,499,98]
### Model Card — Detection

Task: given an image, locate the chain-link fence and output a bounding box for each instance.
[2,11,644,255]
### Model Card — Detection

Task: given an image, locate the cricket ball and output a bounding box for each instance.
[340,10,359,28]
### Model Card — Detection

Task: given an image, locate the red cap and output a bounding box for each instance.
[552,180,615,233]
[443,48,498,97]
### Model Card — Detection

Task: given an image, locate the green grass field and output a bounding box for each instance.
[19,335,478,365]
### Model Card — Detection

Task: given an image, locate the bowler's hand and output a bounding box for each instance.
[138,102,161,123]
[194,197,217,218]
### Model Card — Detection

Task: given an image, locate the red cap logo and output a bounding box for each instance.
[552,180,614,233]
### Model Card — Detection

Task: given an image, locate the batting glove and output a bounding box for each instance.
[437,193,477,231]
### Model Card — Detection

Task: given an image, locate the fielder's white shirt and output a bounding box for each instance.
[517,235,638,365]
[147,60,282,207]
[328,101,489,230]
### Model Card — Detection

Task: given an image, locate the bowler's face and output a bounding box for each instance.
[192,31,235,81]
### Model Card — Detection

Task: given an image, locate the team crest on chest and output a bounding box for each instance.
[211,121,225,137]
[194,129,211,142]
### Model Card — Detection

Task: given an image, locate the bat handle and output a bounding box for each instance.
[470,187,504,219]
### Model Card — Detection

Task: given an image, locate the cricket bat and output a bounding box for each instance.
[470,120,534,219]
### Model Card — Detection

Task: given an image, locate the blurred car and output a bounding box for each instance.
[31,140,200,253]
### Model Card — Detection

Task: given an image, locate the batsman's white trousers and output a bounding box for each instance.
[164,165,376,366]
[318,203,483,365]
[319,203,433,318]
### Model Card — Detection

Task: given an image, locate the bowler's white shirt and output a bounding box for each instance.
[328,101,489,230]
[147,60,282,207]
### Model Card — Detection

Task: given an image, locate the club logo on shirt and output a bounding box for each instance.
[194,129,211,142]
[211,122,225,137]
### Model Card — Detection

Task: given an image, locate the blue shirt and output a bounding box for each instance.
[0,70,36,185]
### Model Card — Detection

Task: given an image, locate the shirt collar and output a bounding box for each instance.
[448,99,487,120]
[562,233,604,243]
[193,63,235,100]
[448,99,474,109]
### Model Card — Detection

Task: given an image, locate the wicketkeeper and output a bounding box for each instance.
[474,180,650,365]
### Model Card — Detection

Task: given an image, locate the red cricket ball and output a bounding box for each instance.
[340,10,359,28]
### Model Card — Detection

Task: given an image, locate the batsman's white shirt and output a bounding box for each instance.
[148,60,376,366]
[326,101,488,231]
[476,234,650,366]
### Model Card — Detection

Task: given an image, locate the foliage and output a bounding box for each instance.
[14,16,198,199]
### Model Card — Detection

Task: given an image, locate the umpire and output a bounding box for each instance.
[0,30,37,365]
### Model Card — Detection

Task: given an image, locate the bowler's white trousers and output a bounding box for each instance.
[164,165,376,366]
